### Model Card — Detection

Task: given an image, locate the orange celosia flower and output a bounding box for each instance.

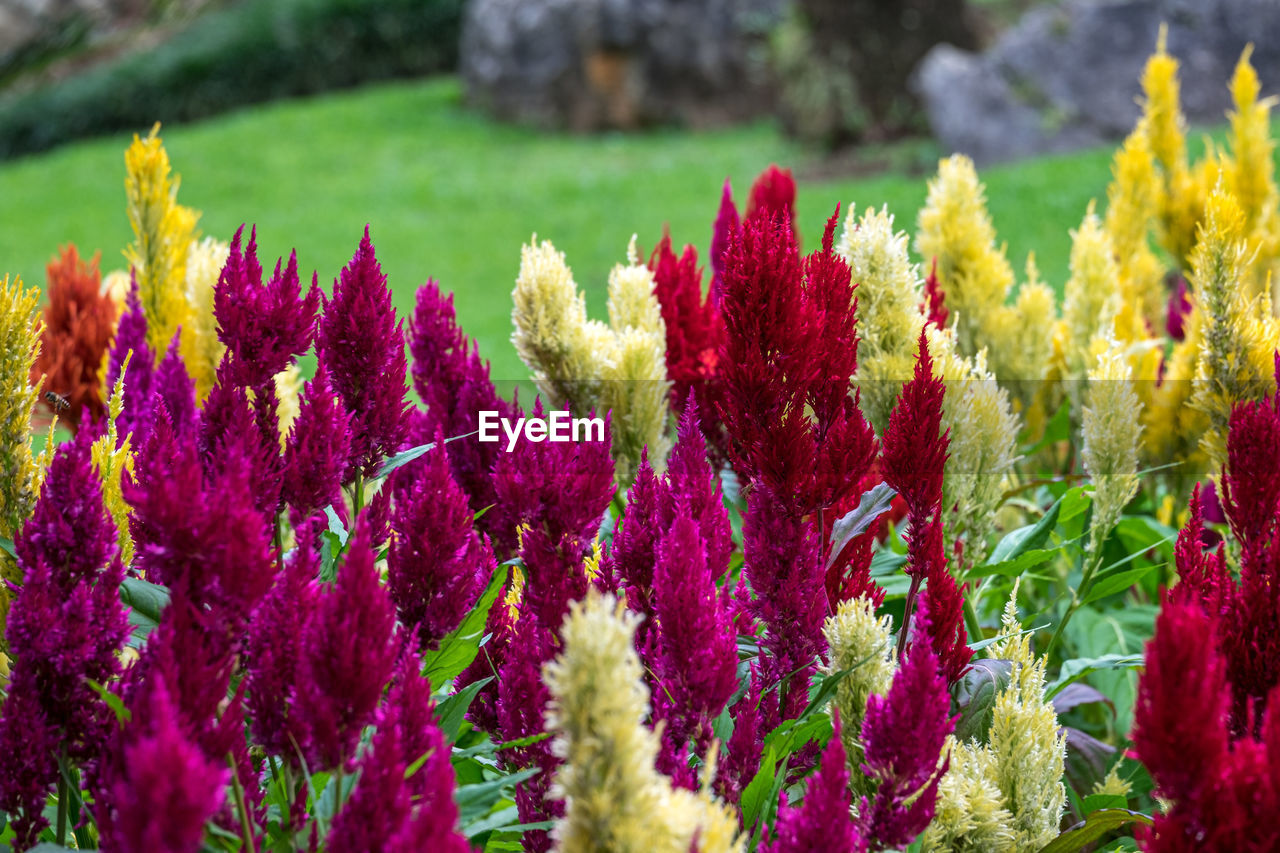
[32,245,119,430]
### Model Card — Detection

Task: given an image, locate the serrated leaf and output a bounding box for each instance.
[422,566,508,691]
[436,677,493,744]
[952,658,1013,741]
[1035,809,1153,853]
[826,483,897,569]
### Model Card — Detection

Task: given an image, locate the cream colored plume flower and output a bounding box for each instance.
[543,589,743,853]
[1082,338,1143,557]
[1062,202,1120,383]
[823,595,895,795]
[273,363,305,449]
[183,236,230,400]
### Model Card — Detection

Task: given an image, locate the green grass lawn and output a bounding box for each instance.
[0,76,1160,383]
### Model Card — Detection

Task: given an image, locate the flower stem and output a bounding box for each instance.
[228,752,258,853]
[1044,549,1105,660]
[55,749,68,846]
[896,574,923,660]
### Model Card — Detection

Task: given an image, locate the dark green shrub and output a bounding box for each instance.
[0,0,463,159]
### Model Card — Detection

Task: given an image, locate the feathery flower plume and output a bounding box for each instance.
[1061,203,1120,382]
[154,331,199,438]
[0,274,44,650]
[97,673,228,853]
[1081,339,1143,558]
[716,665,763,805]
[103,275,155,448]
[409,278,516,525]
[123,124,197,362]
[0,436,128,850]
[182,236,230,399]
[214,225,319,390]
[1220,372,1280,555]
[1189,184,1280,467]
[880,331,946,524]
[543,589,744,853]
[296,514,399,772]
[929,587,1065,850]
[857,631,953,850]
[316,226,411,482]
[746,164,798,234]
[710,178,739,300]
[389,439,494,651]
[763,717,864,853]
[282,358,351,526]
[1225,46,1278,239]
[33,245,117,428]
[1104,126,1166,330]
[90,361,135,565]
[823,596,895,796]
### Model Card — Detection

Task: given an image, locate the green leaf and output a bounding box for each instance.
[1047,654,1145,699]
[461,805,520,838]
[323,504,348,545]
[988,496,1062,566]
[455,767,540,823]
[119,577,169,623]
[422,566,508,691]
[1082,793,1129,813]
[967,548,1056,579]
[739,746,777,828]
[1082,564,1157,604]
[86,679,130,725]
[1021,398,1072,455]
[436,677,493,744]
[496,732,552,752]
[952,659,1013,741]
[0,536,14,558]
[826,483,897,569]
[1035,809,1153,853]
[375,430,480,479]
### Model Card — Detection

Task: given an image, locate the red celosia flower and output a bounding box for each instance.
[1219,367,1280,555]
[316,226,412,482]
[648,235,724,412]
[746,164,798,238]
[710,178,740,303]
[389,434,495,651]
[922,258,948,330]
[214,225,320,391]
[763,716,865,853]
[32,245,118,429]
[880,331,948,525]
[857,628,953,850]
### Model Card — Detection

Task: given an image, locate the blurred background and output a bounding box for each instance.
[0,0,1273,381]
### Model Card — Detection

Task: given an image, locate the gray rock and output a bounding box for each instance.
[914,0,1280,165]
[461,0,788,130]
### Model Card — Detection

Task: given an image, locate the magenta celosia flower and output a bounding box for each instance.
[408,278,516,530]
[333,647,472,851]
[389,436,494,651]
[198,361,285,518]
[742,484,827,725]
[599,449,670,646]
[16,428,117,583]
[665,398,733,579]
[295,513,399,772]
[488,398,614,557]
[245,528,318,758]
[128,407,275,645]
[857,631,953,850]
[0,432,128,851]
[652,507,738,788]
[214,226,320,390]
[1165,275,1192,341]
[1219,370,1280,554]
[716,663,764,805]
[316,226,412,482]
[710,178,739,302]
[763,716,864,853]
[154,331,198,437]
[102,272,155,447]
[282,358,351,525]
[922,259,948,330]
[97,673,228,853]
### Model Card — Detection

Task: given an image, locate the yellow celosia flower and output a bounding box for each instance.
[1188,185,1280,467]
[1082,339,1143,558]
[124,124,198,364]
[543,589,743,853]
[927,585,1065,852]
[1104,125,1167,327]
[1143,307,1209,483]
[1091,765,1132,799]
[836,204,926,433]
[91,357,136,567]
[513,236,671,482]
[273,363,304,449]
[1224,46,1277,238]
[183,236,230,399]
[0,275,44,651]
[1062,203,1120,383]
[1140,25,1186,182]
[823,596,895,796]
